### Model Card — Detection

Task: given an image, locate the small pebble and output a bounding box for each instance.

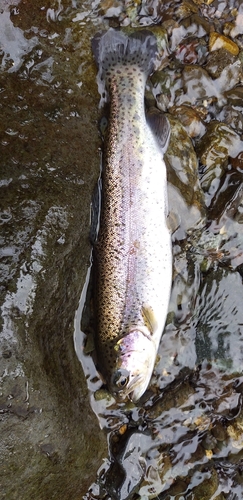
[209,32,239,55]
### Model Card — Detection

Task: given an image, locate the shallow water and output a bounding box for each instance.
[1,0,243,499]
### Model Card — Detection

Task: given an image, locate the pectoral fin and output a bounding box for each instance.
[141,304,158,334]
[146,107,171,153]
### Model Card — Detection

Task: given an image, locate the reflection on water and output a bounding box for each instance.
[1,0,243,499]
[74,257,103,395]
[195,269,243,369]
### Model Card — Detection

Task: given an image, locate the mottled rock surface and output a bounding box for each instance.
[0,2,107,498]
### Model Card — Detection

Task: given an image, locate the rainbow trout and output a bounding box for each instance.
[92,29,172,402]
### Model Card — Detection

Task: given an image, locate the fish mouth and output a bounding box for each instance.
[119,373,147,402]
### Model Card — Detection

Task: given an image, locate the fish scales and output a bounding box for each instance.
[92,29,172,401]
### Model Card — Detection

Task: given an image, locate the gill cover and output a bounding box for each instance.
[111,329,157,402]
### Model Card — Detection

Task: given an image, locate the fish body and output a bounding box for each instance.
[92,29,172,402]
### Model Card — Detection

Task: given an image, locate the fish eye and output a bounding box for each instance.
[112,369,130,390]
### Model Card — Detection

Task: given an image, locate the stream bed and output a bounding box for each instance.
[1,1,243,499]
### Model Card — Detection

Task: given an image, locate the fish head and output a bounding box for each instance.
[110,328,156,402]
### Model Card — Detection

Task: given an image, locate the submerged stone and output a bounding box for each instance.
[151,70,172,111]
[181,61,241,106]
[224,86,243,106]
[219,105,243,133]
[175,0,198,21]
[190,467,219,499]
[205,48,237,78]
[196,121,243,195]
[169,104,205,137]
[192,0,214,4]
[228,12,243,38]
[182,65,218,101]
[209,32,240,55]
[165,114,206,233]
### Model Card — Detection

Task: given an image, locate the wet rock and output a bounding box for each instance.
[103,431,153,499]
[165,115,206,233]
[94,388,116,405]
[169,104,205,137]
[201,432,217,450]
[190,467,219,500]
[209,32,240,55]
[98,0,123,18]
[181,61,241,106]
[161,18,178,36]
[169,21,206,53]
[214,59,242,95]
[171,255,201,327]
[205,168,243,229]
[189,12,212,34]
[223,22,235,37]
[219,105,243,132]
[189,413,212,433]
[175,39,203,65]
[224,86,243,106]
[175,0,198,21]
[153,91,171,113]
[182,65,217,101]
[230,12,243,38]
[165,478,187,497]
[230,152,243,172]
[227,417,243,450]
[0,5,108,499]
[196,121,243,198]
[1,293,107,500]
[147,379,195,420]
[139,452,172,499]
[122,1,142,25]
[214,389,241,419]
[151,26,169,63]
[212,422,227,442]
[205,48,237,78]
[151,71,172,111]
[192,0,214,5]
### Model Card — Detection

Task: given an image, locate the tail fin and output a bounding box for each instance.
[92,28,157,76]
[92,28,157,103]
